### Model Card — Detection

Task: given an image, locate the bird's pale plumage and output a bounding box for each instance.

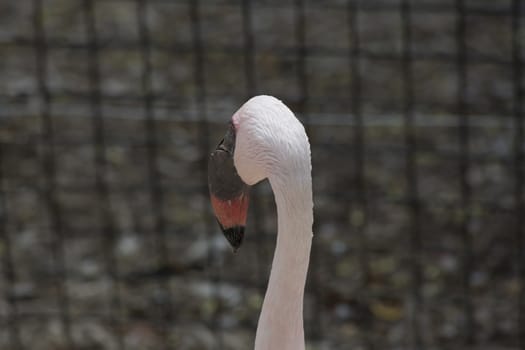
[209,95,313,350]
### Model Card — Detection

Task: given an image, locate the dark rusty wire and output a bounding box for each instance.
[400,0,423,348]
[347,2,373,349]
[240,0,269,309]
[455,0,475,345]
[81,0,525,17]
[136,0,174,347]
[0,37,517,67]
[32,0,74,347]
[512,0,525,348]
[82,0,125,348]
[188,0,225,347]
[293,0,326,341]
[0,145,22,349]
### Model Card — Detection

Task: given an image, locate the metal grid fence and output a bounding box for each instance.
[0,0,524,349]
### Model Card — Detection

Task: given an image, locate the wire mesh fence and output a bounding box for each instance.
[0,0,524,349]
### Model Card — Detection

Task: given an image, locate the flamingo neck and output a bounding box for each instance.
[254,172,313,350]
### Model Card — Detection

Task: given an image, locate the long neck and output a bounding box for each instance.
[254,173,313,350]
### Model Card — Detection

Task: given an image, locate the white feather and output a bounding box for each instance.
[232,96,313,350]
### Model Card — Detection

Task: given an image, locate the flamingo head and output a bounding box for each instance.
[208,95,308,251]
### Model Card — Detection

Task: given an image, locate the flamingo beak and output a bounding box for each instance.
[208,122,250,251]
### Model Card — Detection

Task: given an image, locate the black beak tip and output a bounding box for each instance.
[221,225,245,252]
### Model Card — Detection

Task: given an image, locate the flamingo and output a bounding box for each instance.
[208,95,313,350]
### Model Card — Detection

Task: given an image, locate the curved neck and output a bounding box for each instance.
[254,173,313,350]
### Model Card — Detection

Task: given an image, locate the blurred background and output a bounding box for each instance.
[0,0,524,349]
